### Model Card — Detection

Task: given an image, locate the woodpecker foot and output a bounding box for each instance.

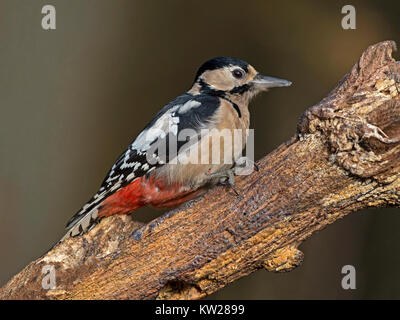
[206,169,240,196]
[234,157,259,175]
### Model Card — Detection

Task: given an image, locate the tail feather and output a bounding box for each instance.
[59,179,124,243]
[60,204,100,242]
[58,178,144,243]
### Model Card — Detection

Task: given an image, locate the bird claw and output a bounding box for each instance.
[234,157,258,175]
[206,169,240,196]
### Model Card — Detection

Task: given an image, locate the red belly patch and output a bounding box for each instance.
[97,175,201,218]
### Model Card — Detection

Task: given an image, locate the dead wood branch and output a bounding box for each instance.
[1,41,399,300]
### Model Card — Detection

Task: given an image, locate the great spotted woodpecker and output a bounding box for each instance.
[61,57,291,241]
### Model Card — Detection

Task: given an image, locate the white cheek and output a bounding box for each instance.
[202,69,236,91]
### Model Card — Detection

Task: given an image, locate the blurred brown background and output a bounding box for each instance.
[0,0,399,299]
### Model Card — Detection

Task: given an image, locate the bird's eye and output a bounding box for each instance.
[232,69,245,79]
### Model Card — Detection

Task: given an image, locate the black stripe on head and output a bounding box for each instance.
[199,78,252,97]
[198,78,224,96]
[196,79,242,118]
[195,57,249,81]
[229,84,251,95]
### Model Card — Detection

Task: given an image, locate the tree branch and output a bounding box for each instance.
[1,41,399,300]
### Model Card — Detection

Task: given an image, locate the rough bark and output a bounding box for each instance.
[1,41,399,300]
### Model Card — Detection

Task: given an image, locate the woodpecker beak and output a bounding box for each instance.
[251,74,292,90]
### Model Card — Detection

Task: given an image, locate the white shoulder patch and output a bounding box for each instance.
[132,104,183,151]
[178,100,201,114]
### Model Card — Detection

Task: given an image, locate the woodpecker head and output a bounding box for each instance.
[190,57,291,103]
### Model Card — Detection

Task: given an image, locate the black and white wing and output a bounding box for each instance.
[61,93,221,240]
